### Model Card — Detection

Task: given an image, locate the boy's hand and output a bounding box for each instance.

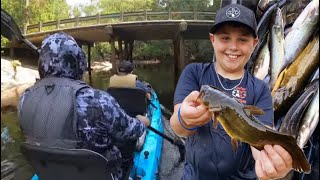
[180,91,212,127]
[252,145,293,180]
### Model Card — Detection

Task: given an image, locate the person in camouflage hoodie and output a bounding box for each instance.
[18,32,150,180]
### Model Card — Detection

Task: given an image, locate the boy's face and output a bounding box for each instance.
[210,24,258,75]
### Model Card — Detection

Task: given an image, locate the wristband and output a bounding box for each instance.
[178,106,199,131]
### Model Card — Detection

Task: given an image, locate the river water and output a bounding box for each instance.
[1,61,179,180]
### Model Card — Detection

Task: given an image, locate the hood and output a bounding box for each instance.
[38,32,87,80]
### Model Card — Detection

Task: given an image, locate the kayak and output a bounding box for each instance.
[30,90,164,180]
[129,90,163,179]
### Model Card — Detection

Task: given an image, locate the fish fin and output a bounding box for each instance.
[212,114,219,129]
[243,105,265,116]
[231,138,238,153]
[272,69,286,93]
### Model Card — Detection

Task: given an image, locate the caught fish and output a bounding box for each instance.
[269,6,285,89]
[256,0,277,20]
[297,87,319,148]
[253,35,270,81]
[256,0,287,44]
[279,80,319,137]
[308,68,319,83]
[285,0,312,26]
[247,0,286,72]
[284,0,319,69]
[277,80,319,180]
[272,34,319,119]
[198,85,311,173]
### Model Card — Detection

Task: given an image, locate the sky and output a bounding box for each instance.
[65,0,91,7]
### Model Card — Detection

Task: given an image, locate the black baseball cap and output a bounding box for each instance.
[118,60,134,73]
[210,4,257,38]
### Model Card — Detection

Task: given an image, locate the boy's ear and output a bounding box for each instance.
[209,33,214,42]
[253,37,259,47]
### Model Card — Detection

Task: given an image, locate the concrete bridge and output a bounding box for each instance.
[10,9,217,77]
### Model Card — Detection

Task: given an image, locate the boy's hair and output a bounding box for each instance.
[210,4,257,38]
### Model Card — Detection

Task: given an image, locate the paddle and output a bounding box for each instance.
[148,126,184,148]
[147,126,185,162]
[160,104,173,116]
[1,8,39,54]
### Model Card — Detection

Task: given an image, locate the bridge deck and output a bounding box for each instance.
[24,20,214,46]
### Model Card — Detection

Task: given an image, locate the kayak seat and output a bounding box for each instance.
[20,142,115,180]
[106,87,147,117]
[106,87,148,165]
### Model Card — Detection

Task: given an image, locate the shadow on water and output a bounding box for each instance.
[1,60,177,179]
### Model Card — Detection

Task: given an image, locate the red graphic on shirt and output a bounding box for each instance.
[232,87,246,104]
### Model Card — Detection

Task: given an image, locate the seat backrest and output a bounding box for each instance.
[106,87,147,117]
[20,143,114,180]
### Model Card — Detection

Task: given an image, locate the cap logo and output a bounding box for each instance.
[226,7,240,18]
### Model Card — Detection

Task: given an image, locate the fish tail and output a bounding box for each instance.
[266,131,311,173]
[292,147,311,174]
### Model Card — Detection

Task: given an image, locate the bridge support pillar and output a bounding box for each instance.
[87,43,93,86]
[110,37,117,73]
[173,34,185,85]
[118,40,123,61]
[123,40,134,62]
[173,21,187,84]
[128,40,134,62]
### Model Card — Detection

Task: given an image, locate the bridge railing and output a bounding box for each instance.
[23,10,216,34]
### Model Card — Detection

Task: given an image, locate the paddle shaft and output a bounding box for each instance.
[1,8,39,54]
[147,126,184,148]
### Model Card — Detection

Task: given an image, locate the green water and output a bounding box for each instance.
[1,61,176,180]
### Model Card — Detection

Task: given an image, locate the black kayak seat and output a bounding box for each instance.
[106,87,147,117]
[21,142,114,180]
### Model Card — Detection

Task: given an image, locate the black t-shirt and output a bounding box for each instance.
[174,62,274,180]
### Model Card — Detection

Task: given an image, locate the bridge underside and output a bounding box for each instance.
[22,20,213,45]
[10,20,214,76]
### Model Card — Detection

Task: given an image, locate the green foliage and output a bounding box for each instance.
[1,0,70,30]
[185,40,213,62]
[1,0,25,26]
[134,40,172,60]
[27,0,70,24]
[92,43,112,61]
[1,35,10,48]
[98,0,154,13]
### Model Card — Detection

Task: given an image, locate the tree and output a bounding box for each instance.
[27,0,70,24]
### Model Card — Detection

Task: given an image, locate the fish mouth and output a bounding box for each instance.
[197,91,210,107]
[196,91,204,103]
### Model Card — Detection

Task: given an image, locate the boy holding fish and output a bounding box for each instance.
[170,4,294,180]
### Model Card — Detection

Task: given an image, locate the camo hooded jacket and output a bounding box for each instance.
[18,32,146,179]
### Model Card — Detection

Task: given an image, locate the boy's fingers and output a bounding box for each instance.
[273,145,292,168]
[264,145,286,172]
[256,159,267,180]
[184,91,200,101]
[261,150,277,178]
